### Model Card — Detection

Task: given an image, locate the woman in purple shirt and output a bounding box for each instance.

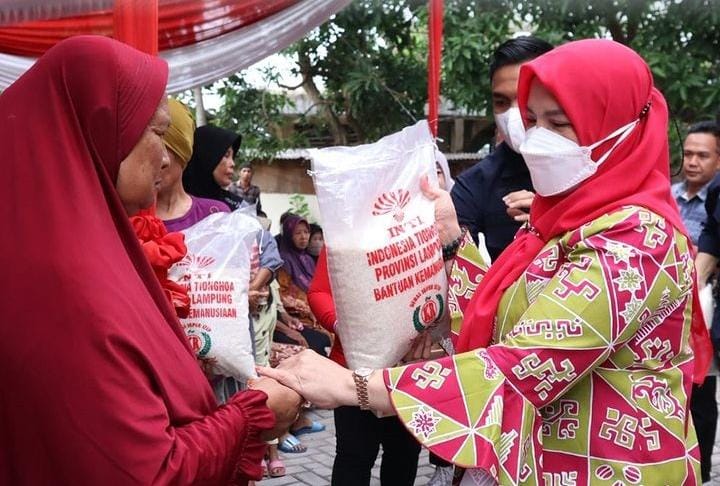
[156,98,230,232]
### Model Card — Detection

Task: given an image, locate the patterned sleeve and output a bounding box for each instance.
[384,209,693,484]
[447,232,490,342]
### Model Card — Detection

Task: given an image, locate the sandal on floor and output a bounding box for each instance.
[278,434,307,453]
[291,420,326,437]
[266,458,286,477]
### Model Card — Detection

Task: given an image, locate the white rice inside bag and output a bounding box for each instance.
[169,210,260,381]
[310,120,448,369]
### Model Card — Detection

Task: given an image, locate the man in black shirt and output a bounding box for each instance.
[228,162,263,214]
[451,36,553,261]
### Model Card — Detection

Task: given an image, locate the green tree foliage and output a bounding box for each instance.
[518,0,720,122]
[435,1,515,114]
[288,193,313,221]
[215,0,720,156]
[283,0,428,144]
[210,74,306,161]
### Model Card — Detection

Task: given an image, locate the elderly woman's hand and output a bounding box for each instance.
[421,175,462,246]
[248,289,269,314]
[257,350,355,410]
[248,377,303,441]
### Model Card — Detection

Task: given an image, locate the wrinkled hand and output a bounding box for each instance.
[248,289,269,314]
[503,190,534,223]
[258,350,355,409]
[282,297,301,312]
[420,175,462,245]
[248,376,303,441]
[401,332,433,363]
[288,316,304,331]
[285,328,308,348]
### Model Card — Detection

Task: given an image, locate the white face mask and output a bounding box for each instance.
[495,106,526,152]
[519,119,639,196]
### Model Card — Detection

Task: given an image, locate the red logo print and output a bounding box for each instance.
[373,189,410,222]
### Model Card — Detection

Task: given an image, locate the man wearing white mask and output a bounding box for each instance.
[451,36,553,261]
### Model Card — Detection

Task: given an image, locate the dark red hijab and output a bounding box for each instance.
[456,40,711,382]
[0,36,270,484]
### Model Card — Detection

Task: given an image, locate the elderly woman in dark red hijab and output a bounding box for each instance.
[0,35,301,485]
[261,40,713,485]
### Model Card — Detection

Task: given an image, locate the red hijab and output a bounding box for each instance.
[0,36,270,483]
[456,40,712,382]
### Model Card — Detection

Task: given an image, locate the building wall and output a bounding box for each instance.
[262,192,321,233]
[253,158,315,194]
[252,156,483,231]
[251,159,319,231]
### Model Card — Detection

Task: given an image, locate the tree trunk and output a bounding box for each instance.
[297,49,348,145]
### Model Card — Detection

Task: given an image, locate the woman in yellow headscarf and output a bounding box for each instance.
[156,98,230,231]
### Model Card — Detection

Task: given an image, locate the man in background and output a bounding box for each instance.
[451,35,553,261]
[230,162,263,214]
[684,121,720,485]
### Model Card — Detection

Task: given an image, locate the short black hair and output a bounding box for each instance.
[309,223,323,237]
[687,121,720,153]
[688,120,720,137]
[489,36,554,81]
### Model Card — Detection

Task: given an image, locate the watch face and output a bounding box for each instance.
[354,367,373,378]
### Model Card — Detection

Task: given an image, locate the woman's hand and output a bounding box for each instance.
[401,332,433,363]
[421,175,461,246]
[258,350,356,409]
[247,377,303,441]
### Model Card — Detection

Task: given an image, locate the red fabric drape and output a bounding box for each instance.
[427,0,443,137]
[0,0,298,57]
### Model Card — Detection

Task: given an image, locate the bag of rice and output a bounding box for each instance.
[169,210,261,381]
[310,120,448,369]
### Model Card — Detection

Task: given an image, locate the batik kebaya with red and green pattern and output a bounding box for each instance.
[384,206,702,485]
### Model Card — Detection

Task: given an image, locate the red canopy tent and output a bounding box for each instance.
[0,0,352,92]
[0,0,443,136]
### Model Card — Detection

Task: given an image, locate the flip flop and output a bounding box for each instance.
[266,458,286,478]
[291,420,326,437]
[278,434,307,453]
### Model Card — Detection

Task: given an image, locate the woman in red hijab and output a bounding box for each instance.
[261,40,712,485]
[0,35,301,485]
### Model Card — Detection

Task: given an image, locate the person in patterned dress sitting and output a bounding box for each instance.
[259,39,713,485]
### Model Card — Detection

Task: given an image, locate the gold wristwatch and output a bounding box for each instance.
[352,367,374,410]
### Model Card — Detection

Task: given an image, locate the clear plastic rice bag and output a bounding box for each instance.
[169,210,261,380]
[310,120,448,369]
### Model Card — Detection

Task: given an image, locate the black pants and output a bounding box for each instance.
[332,406,421,486]
[273,327,330,357]
[430,452,451,467]
[691,375,717,483]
